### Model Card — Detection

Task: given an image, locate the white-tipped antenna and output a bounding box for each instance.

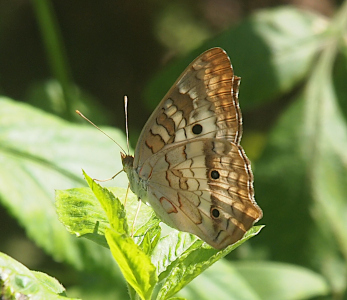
[75,110,127,155]
[124,96,130,155]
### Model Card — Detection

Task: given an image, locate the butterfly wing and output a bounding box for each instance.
[139,139,262,249]
[127,47,262,249]
[134,47,242,168]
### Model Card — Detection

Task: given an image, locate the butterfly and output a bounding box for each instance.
[122,47,262,249]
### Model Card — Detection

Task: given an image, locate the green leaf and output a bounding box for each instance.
[83,171,129,235]
[0,97,127,278]
[61,173,159,300]
[178,259,260,300]
[0,252,79,299]
[135,217,162,256]
[254,98,312,264]
[253,91,345,290]
[106,229,158,300]
[145,7,323,111]
[302,24,347,259]
[56,187,109,248]
[56,181,161,250]
[154,226,264,300]
[300,5,347,291]
[233,261,329,300]
[152,229,201,278]
[252,3,347,294]
[57,172,263,299]
[178,260,329,300]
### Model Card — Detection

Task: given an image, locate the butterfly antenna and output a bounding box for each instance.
[75,110,127,154]
[124,96,130,155]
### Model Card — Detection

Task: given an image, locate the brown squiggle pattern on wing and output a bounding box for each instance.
[136,48,242,166]
[123,48,262,250]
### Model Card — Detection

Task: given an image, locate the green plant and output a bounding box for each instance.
[1,1,347,299]
[56,171,263,300]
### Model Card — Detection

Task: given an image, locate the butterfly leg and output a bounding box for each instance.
[92,169,124,182]
[123,182,130,207]
[131,200,142,237]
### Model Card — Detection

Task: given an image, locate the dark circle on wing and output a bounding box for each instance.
[192,124,203,135]
[210,170,220,180]
[211,207,220,219]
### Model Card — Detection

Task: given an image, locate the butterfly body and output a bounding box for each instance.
[122,48,262,249]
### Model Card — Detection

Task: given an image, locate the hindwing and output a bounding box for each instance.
[138,139,262,249]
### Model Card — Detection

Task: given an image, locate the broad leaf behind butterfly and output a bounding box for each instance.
[123,48,262,249]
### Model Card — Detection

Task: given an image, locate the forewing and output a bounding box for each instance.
[134,48,242,167]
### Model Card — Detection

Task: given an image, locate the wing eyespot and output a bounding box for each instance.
[210,170,220,180]
[192,124,203,135]
[211,207,220,219]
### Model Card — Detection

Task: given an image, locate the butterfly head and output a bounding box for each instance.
[121,153,148,200]
[121,153,134,170]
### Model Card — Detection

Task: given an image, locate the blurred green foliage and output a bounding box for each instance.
[1,0,347,299]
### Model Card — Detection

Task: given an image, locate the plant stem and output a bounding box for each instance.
[31,0,75,120]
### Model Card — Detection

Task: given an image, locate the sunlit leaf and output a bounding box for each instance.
[106,229,158,300]
[178,260,329,300]
[0,97,126,279]
[154,226,263,300]
[0,252,79,300]
[80,173,158,300]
